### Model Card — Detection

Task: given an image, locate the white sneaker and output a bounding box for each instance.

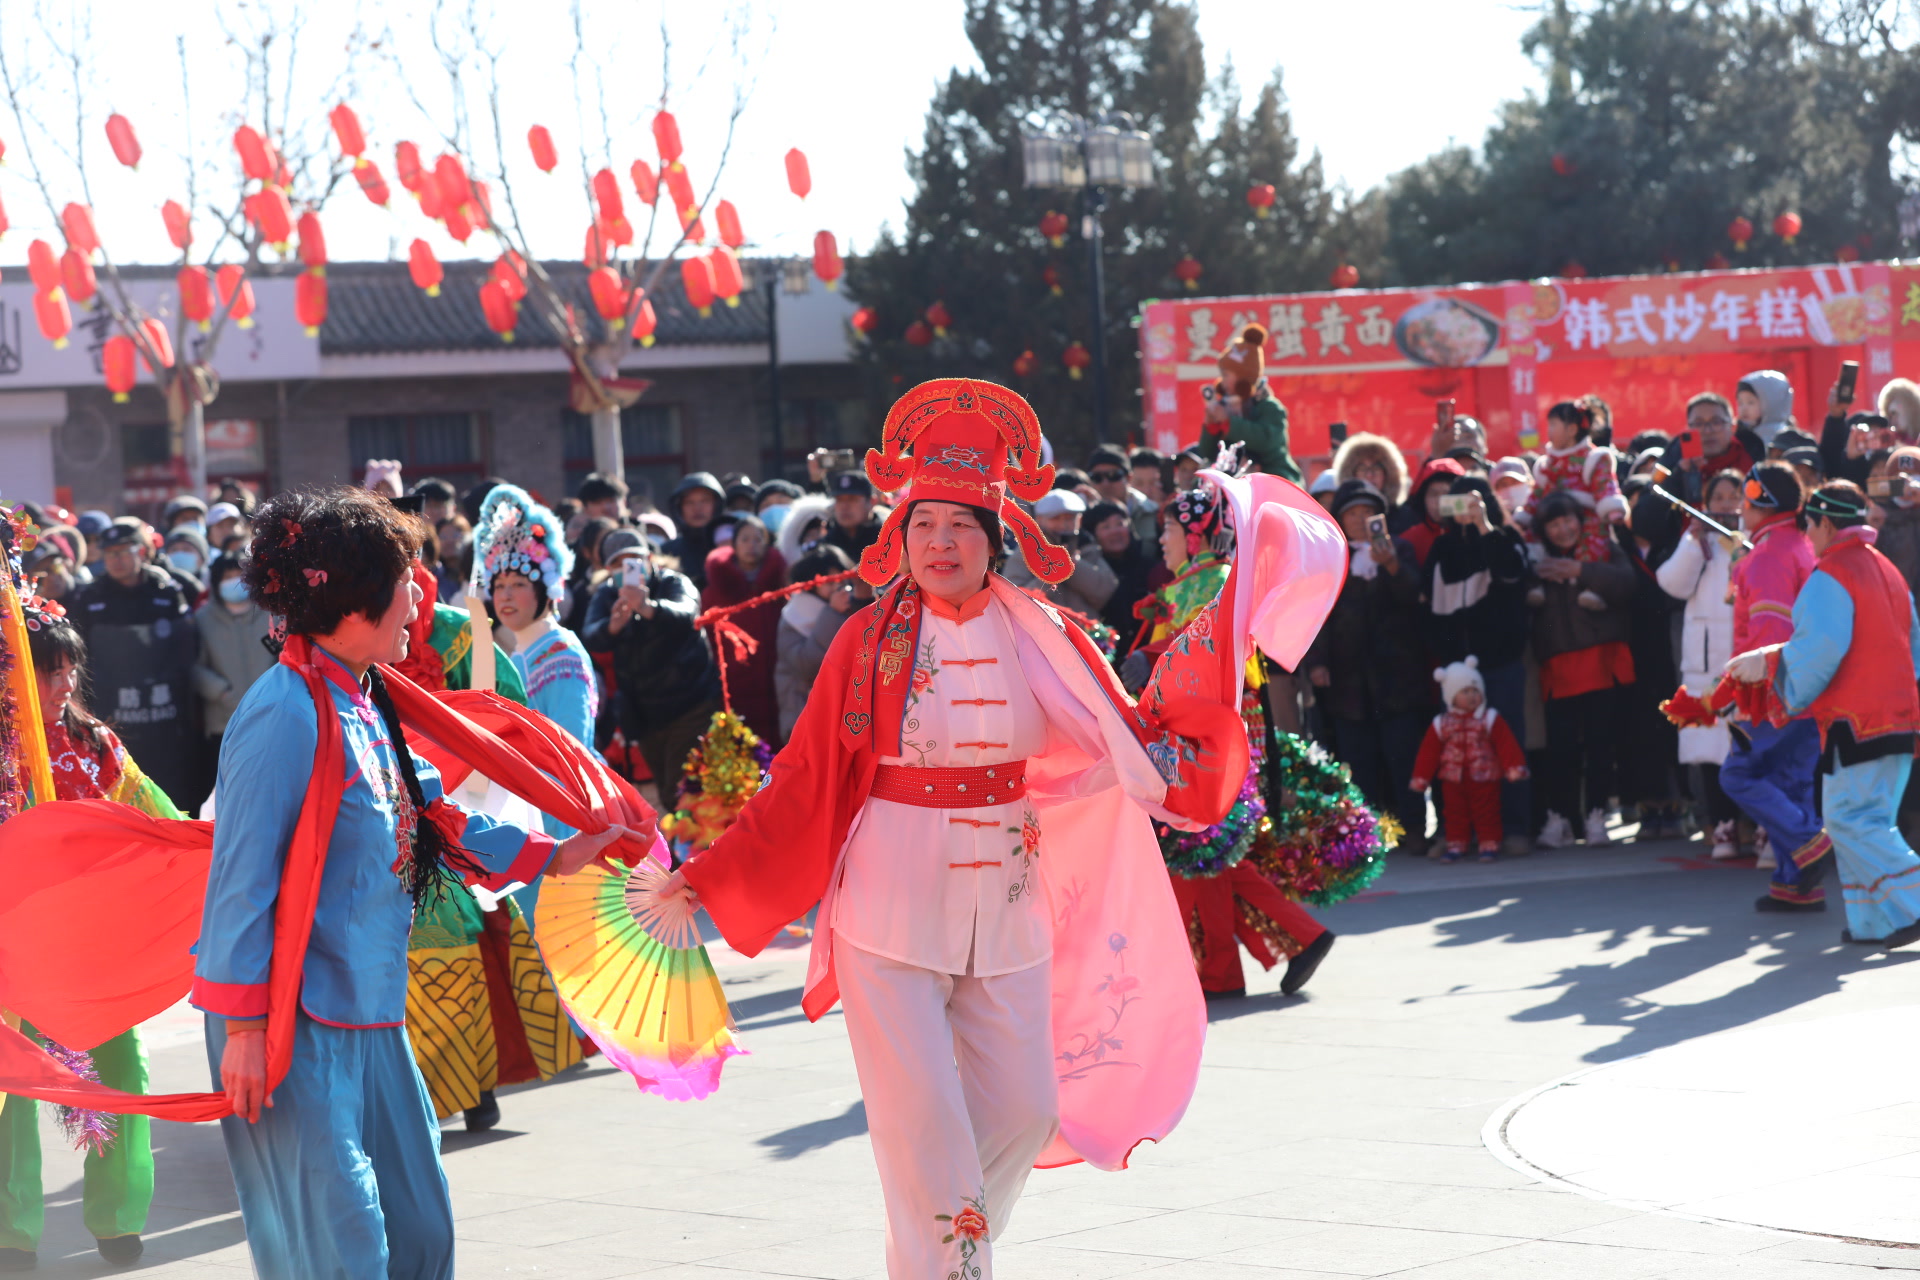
[1710,820,1739,859]
[1584,808,1613,846]
[1538,811,1575,849]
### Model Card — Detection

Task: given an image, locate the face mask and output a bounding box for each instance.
[167,550,203,575]
[218,577,250,604]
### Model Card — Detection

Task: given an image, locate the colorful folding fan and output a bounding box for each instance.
[534,840,743,1100]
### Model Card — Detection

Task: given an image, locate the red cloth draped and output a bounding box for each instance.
[0,635,656,1121]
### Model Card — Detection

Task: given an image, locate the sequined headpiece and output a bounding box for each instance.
[471,484,571,601]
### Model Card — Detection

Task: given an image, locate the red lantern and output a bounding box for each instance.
[679,207,707,245]
[589,265,628,327]
[59,247,95,302]
[295,270,328,336]
[354,159,391,207]
[904,320,932,347]
[715,199,745,249]
[630,159,658,205]
[1246,183,1276,218]
[584,222,610,268]
[1174,255,1203,290]
[1705,251,1730,270]
[1728,216,1753,252]
[61,203,99,255]
[665,166,697,218]
[1040,210,1068,247]
[395,141,425,193]
[1774,211,1802,244]
[103,334,136,402]
[329,103,366,160]
[850,305,879,336]
[480,277,518,342]
[297,211,327,270]
[813,230,843,290]
[785,147,811,199]
[234,125,273,181]
[217,264,255,327]
[161,199,192,250]
[469,180,493,230]
[592,167,624,223]
[33,289,70,348]
[654,111,684,166]
[1551,152,1574,177]
[444,205,473,243]
[1012,349,1037,378]
[27,240,59,292]
[633,293,664,345]
[709,246,745,307]
[925,301,951,337]
[603,214,633,247]
[1331,263,1360,289]
[1561,260,1588,279]
[407,239,442,297]
[0,190,10,240]
[528,125,558,173]
[177,266,213,329]
[1063,341,1091,378]
[433,153,471,210]
[139,316,173,371]
[681,254,716,316]
[1837,244,1861,263]
[105,113,140,168]
[245,187,293,247]
[1042,264,1063,296]
[491,252,528,303]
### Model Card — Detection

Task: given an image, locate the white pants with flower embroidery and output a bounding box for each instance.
[834,934,1059,1280]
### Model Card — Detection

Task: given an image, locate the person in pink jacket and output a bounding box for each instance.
[1721,462,1829,910]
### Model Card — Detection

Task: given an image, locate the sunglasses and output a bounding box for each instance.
[1089,470,1126,483]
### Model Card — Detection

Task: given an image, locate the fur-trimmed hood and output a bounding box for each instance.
[1331,432,1410,507]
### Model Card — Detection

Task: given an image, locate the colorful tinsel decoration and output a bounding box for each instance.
[40,1037,117,1156]
[1157,772,1263,876]
[1248,732,1390,906]
[658,710,773,857]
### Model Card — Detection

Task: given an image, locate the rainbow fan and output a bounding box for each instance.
[534,846,743,1100]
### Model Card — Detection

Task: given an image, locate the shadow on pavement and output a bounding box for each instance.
[1320,855,1920,1064]
[756,1099,867,1160]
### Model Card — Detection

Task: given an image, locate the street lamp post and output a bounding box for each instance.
[1021,113,1156,440]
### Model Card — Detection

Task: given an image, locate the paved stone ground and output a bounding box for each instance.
[18,832,1920,1277]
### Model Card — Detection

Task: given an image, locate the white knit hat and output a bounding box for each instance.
[1434,656,1485,707]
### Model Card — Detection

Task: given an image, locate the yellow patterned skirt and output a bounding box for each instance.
[406,893,582,1119]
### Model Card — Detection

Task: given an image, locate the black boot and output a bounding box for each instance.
[1202,987,1246,1001]
[1281,930,1336,996]
[0,1248,35,1272]
[463,1090,500,1132]
[96,1235,142,1267]
[1754,894,1825,913]
[1882,919,1920,951]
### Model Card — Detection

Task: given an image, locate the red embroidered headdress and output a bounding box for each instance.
[858,377,1071,586]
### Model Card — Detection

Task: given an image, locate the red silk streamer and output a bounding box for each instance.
[694,567,859,714]
[0,636,657,1120]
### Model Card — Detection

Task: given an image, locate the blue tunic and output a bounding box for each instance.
[191,646,555,1280]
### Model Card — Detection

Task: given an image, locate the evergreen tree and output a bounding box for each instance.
[847,1,1381,461]
[1382,0,1920,284]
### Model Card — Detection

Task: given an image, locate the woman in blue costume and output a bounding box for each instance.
[192,487,629,1280]
[472,485,600,926]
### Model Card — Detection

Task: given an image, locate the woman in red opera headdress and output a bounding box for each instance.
[656,378,1347,1280]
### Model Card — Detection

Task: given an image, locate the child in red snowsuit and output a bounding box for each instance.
[1411,657,1528,862]
[1520,400,1627,563]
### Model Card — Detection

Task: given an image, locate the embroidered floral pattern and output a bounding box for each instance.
[1058,931,1144,1082]
[900,635,941,765]
[1005,805,1042,903]
[936,1189,989,1280]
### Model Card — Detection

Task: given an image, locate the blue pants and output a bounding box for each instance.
[1825,755,1920,940]
[205,1014,453,1280]
[1720,719,1829,902]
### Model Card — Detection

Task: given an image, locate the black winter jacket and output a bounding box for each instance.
[581,566,720,736]
[1304,536,1435,721]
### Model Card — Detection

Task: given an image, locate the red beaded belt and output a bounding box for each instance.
[869,760,1029,809]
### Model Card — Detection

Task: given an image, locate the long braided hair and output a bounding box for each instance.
[364,665,469,903]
